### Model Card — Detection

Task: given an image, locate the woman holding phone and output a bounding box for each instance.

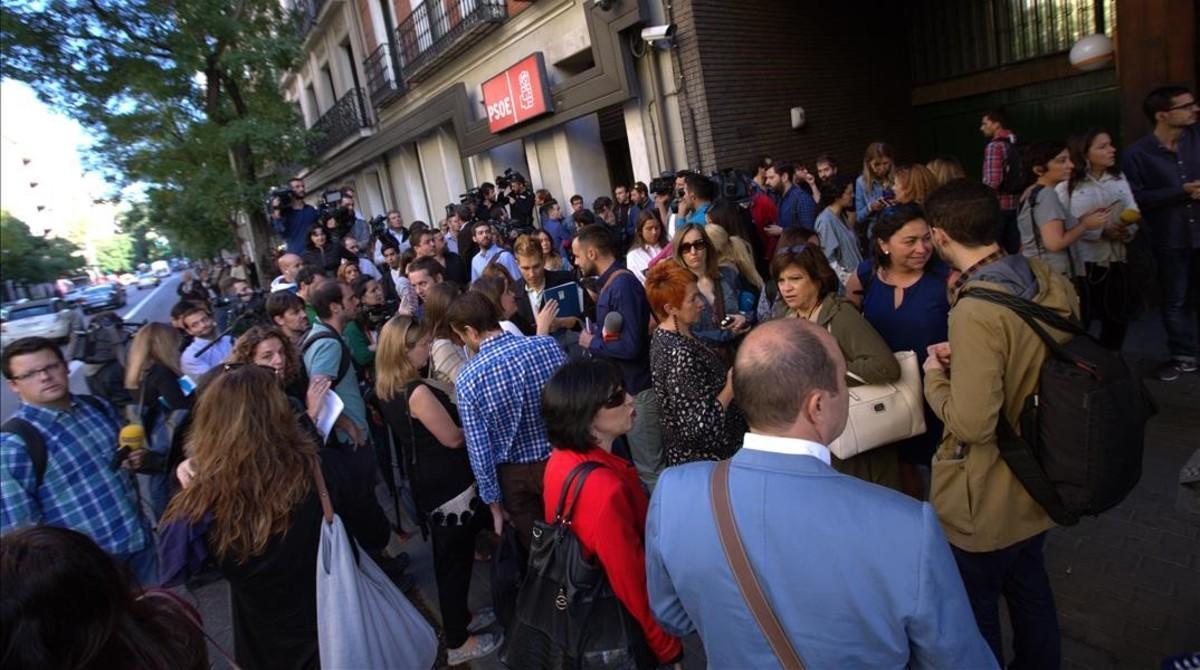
[1055,128,1141,350]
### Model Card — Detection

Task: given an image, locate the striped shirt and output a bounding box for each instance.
[1,395,149,557]
[456,333,566,503]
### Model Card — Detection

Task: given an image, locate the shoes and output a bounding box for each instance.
[1155,360,1198,381]
[447,632,503,666]
[467,608,496,634]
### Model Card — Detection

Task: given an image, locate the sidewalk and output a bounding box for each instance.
[187,313,1200,669]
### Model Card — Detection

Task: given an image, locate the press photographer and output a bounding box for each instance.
[216,278,269,339]
[497,168,534,227]
[270,178,320,254]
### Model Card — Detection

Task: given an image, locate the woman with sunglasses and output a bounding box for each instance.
[670,223,749,349]
[646,261,745,469]
[770,244,904,492]
[374,315,502,666]
[161,365,390,670]
[540,358,684,669]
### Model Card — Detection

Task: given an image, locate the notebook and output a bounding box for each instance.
[542,281,585,319]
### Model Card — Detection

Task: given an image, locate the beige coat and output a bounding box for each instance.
[925,257,1078,552]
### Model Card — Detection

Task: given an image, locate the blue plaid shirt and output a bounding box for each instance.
[0,395,149,557]
[456,332,566,503]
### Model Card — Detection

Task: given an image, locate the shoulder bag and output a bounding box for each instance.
[311,455,438,669]
[710,460,806,669]
[501,461,655,670]
[827,350,926,460]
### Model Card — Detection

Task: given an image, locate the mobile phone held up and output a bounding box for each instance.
[720,315,737,330]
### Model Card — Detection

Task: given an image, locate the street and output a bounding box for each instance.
[0,273,181,421]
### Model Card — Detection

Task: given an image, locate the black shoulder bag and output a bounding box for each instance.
[501,461,656,670]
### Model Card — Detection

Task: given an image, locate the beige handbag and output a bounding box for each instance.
[828,350,926,460]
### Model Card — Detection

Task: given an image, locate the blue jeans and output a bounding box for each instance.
[952,532,1060,669]
[1155,248,1200,363]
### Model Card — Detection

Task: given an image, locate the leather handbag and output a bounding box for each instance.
[501,461,656,670]
[710,460,806,670]
[827,350,926,460]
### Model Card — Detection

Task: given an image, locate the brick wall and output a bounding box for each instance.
[672,1,918,176]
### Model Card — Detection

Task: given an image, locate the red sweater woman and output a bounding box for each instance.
[540,360,683,667]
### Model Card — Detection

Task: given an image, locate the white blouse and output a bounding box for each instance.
[1055,173,1139,266]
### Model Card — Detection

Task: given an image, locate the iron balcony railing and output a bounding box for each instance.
[395,0,507,83]
[307,88,368,158]
[363,43,405,109]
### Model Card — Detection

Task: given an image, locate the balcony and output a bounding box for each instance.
[395,0,507,84]
[363,43,405,109]
[307,88,369,158]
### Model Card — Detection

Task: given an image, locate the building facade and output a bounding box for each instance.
[279,0,1196,228]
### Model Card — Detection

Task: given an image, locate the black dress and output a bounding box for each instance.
[378,379,484,649]
[217,448,390,670]
[650,329,746,466]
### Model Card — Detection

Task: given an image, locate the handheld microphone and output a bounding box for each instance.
[602,311,624,343]
[112,424,146,469]
[1119,209,1141,225]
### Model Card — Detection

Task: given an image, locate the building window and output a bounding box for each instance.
[910,0,1116,83]
[304,83,319,127]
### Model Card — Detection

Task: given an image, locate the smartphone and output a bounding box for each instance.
[719,315,736,329]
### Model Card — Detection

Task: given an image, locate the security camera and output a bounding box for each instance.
[640,24,676,44]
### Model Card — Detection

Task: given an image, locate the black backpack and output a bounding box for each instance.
[997,138,1026,195]
[2,395,111,487]
[962,287,1156,526]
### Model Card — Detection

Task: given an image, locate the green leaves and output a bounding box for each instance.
[0,211,86,283]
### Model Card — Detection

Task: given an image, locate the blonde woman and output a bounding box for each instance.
[926,156,966,185]
[855,141,896,222]
[374,316,500,665]
[124,322,192,521]
[893,164,939,206]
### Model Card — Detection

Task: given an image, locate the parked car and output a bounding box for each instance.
[0,299,84,351]
[77,284,127,312]
[136,272,161,288]
[118,273,137,287]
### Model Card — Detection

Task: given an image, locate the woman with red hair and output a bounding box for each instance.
[645,261,746,472]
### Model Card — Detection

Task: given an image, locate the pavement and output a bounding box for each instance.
[175,309,1198,669]
[0,274,181,421]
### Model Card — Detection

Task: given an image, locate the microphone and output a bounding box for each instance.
[602,311,624,343]
[112,423,146,469]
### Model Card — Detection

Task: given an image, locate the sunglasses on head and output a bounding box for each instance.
[603,385,628,408]
[679,240,707,254]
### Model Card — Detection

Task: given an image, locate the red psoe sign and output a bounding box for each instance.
[482,53,554,134]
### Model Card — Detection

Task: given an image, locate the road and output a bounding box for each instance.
[1,274,182,420]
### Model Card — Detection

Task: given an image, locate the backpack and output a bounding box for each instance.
[70,312,129,364]
[961,287,1156,526]
[301,328,354,388]
[2,395,110,488]
[997,138,1026,195]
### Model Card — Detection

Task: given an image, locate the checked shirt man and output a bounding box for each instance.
[1,337,156,585]
[450,292,566,550]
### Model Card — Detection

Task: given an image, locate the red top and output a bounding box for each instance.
[542,447,683,664]
[750,190,780,258]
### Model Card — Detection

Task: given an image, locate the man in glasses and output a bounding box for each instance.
[178,301,234,377]
[1,337,157,585]
[1122,85,1200,382]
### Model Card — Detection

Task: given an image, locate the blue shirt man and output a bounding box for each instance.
[470,222,521,283]
[1,339,155,585]
[272,179,321,254]
[177,305,233,377]
[767,163,817,230]
[646,320,995,669]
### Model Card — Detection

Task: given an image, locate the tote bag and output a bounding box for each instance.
[828,350,926,460]
[311,457,437,669]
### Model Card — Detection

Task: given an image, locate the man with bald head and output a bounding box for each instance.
[646,319,993,669]
[270,252,304,293]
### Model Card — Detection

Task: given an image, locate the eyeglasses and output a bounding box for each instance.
[603,385,628,409]
[10,361,65,382]
[678,240,707,254]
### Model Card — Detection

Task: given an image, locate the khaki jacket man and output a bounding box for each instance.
[925,255,1077,553]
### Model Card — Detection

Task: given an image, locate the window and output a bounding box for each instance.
[321,63,337,101]
[910,0,1116,83]
[304,84,319,124]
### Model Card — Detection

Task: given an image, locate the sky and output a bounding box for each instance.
[0,79,120,254]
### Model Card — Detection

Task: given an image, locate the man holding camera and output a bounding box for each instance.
[2,337,157,585]
[272,178,320,254]
[505,174,534,226]
[373,210,410,264]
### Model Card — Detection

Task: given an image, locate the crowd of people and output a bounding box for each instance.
[1,84,1196,669]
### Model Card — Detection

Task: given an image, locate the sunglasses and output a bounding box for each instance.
[603,385,628,409]
[679,240,707,254]
[221,362,279,374]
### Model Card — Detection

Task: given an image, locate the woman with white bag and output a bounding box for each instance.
[768,244,904,492]
[160,365,392,669]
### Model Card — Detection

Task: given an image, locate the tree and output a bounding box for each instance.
[95,233,135,273]
[0,211,86,283]
[118,202,175,264]
[1,0,312,287]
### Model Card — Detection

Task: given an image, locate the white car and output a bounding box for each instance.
[136,273,161,288]
[0,298,84,351]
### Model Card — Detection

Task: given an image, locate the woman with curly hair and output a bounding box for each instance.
[160,365,390,670]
